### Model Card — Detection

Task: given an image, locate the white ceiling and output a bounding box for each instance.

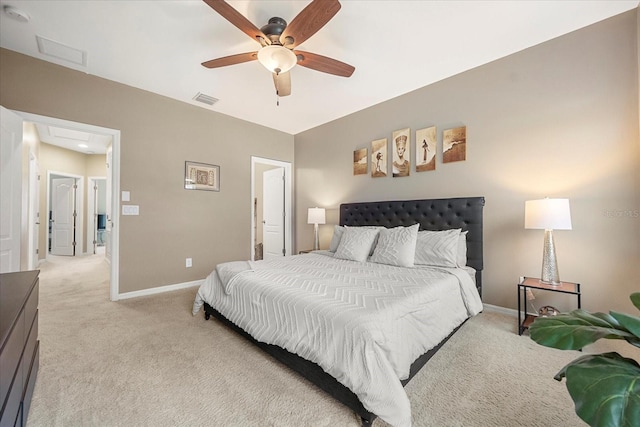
[34,123,111,154]
[1,1,638,136]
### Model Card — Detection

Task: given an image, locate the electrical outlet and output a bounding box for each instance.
[186,258,192,268]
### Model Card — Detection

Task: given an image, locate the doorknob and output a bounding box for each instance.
[35,222,40,225]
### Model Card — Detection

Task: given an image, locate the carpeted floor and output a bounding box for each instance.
[26,253,635,426]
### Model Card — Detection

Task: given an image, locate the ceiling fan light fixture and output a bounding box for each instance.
[257,45,297,74]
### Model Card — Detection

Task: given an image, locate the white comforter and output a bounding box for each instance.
[192,251,482,427]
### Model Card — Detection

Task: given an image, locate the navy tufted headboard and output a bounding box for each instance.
[339,197,485,295]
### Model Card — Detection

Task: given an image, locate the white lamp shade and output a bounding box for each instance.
[525,198,572,230]
[307,207,326,225]
[257,45,297,73]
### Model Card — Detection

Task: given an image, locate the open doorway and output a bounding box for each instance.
[47,172,84,257]
[250,156,293,261]
[14,110,121,301]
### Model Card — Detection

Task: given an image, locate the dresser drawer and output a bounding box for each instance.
[21,312,38,391]
[0,348,24,427]
[22,342,39,426]
[0,311,24,408]
[23,282,38,332]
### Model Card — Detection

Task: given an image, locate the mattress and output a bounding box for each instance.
[193,251,482,427]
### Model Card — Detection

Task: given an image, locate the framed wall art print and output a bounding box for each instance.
[184,161,220,191]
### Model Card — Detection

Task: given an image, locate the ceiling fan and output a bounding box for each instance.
[201,0,355,99]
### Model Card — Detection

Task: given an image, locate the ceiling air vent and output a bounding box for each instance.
[36,35,87,66]
[193,92,218,106]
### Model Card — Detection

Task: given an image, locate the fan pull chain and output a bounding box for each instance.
[275,68,281,107]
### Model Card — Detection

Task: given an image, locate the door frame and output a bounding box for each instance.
[47,172,84,257]
[87,176,106,254]
[27,151,40,270]
[13,110,121,301]
[250,156,292,260]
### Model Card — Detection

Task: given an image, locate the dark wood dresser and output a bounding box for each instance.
[0,270,39,427]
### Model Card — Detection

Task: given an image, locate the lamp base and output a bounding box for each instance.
[540,229,560,285]
[313,224,320,251]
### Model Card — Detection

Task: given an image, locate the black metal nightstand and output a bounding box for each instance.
[517,277,581,335]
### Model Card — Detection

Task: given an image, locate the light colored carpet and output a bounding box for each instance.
[26,253,636,427]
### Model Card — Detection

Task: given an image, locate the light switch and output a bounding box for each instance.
[122,205,139,215]
[122,191,130,202]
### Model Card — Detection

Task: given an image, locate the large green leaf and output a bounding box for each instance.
[610,311,640,347]
[529,310,636,350]
[631,293,640,312]
[555,352,640,427]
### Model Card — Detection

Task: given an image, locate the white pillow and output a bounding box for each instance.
[370,224,419,267]
[329,225,345,252]
[414,229,462,267]
[333,227,380,262]
[330,225,382,255]
[457,230,468,267]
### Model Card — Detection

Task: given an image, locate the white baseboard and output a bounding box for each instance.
[483,303,518,317]
[117,279,203,300]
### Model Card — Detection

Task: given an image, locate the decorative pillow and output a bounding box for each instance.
[329,225,345,252]
[330,225,382,255]
[457,230,468,267]
[414,228,462,267]
[333,227,380,262]
[370,224,419,267]
[360,225,383,255]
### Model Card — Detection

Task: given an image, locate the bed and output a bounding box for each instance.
[193,197,485,427]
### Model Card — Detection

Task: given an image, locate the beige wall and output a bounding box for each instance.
[1,48,294,293]
[86,154,108,177]
[294,11,640,314]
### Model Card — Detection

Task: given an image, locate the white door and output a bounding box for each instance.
[262,167,285,259]
[105,145,112,263]
[51,177,76,256]
[28,154,40,269]
[0,106,23,273]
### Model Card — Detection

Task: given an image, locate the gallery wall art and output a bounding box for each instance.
[371,138,388,178]
[391,128,410,177]
[416,126,436,172]
[355,124,466,179]
[353,148,368,175]
[443,126,467,163]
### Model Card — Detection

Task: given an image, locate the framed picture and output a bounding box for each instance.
[392,128,410,177]
[416,126,436,172]
[443,126,466,163]
[371,138,387,178]
[353,148,368,175]
[184,161,220,191]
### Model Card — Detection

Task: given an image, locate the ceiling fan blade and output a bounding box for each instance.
[201,52,258,69]
[280,0,341,48]
[202,0,269,45]
[273,71,291,97]
[294,50,355,77]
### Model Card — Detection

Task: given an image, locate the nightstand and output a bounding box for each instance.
[517,277,581,335]
[298,250,313,254]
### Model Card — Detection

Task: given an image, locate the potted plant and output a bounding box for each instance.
[528,292,640,427]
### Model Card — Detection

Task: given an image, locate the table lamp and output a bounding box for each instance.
[307,207,325,251]
[524,198,572,285]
